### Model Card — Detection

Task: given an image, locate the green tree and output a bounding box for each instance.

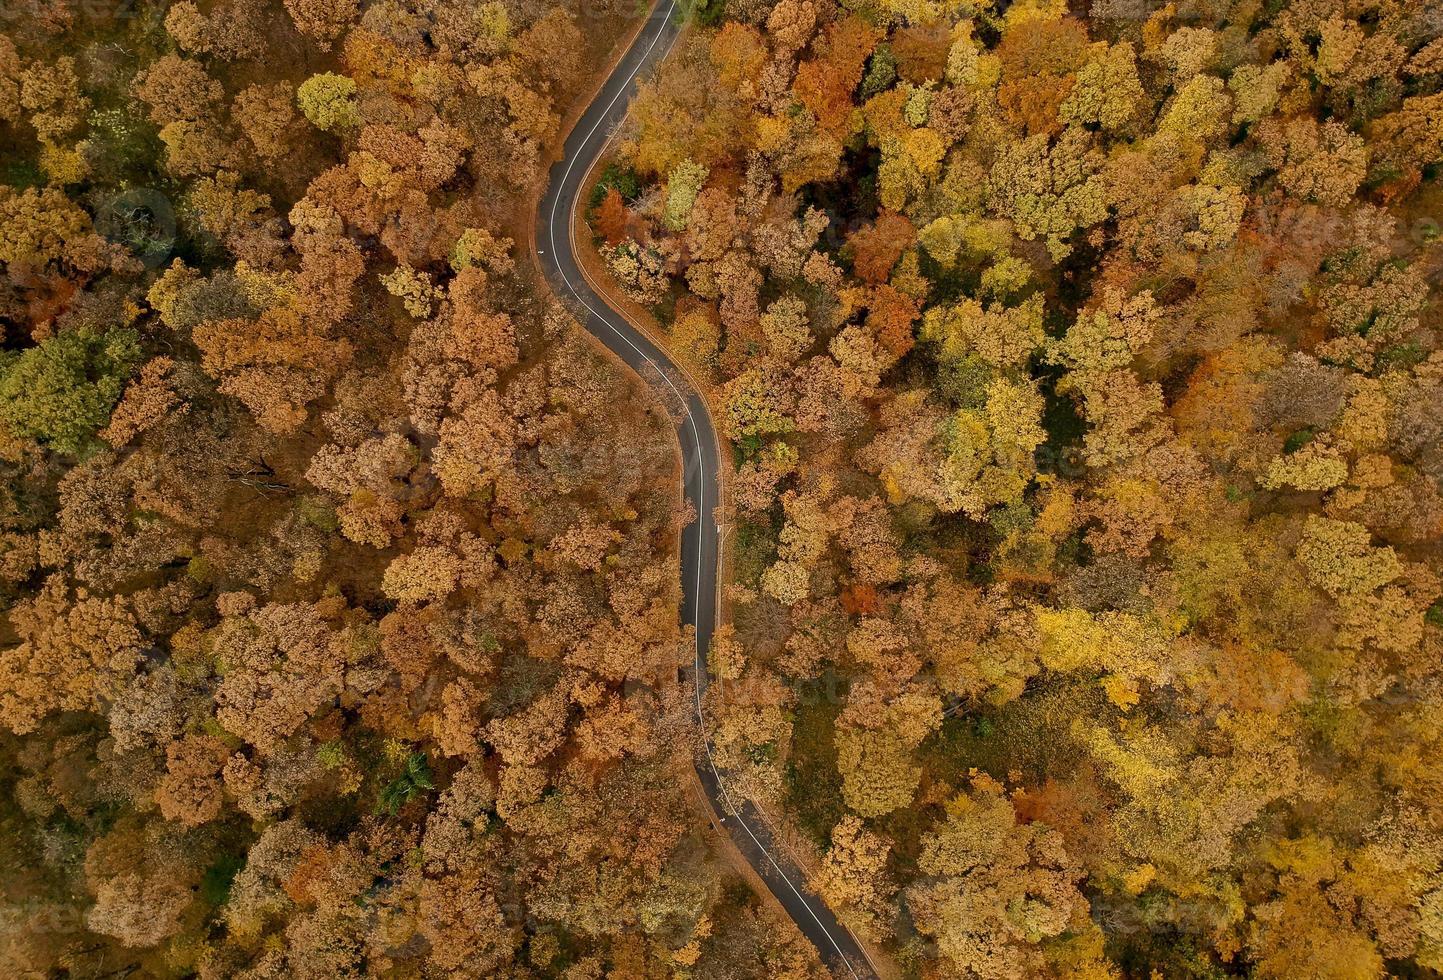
[0,328,141,454]
[379,751,435,815]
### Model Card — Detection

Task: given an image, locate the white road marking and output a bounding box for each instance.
[542,7,878,977]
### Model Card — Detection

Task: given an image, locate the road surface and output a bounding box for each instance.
[534,3,880,977]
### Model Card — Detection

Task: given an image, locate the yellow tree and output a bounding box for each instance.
[812,816,896,940]
[906,773,1090,979]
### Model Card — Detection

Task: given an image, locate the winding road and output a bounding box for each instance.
[535,3,880,977]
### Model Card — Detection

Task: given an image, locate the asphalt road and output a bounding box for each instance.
[534,4,880,977]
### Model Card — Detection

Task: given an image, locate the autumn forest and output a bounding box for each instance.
[2,0,1443,976]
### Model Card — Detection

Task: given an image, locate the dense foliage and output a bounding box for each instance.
[0,0,824,976]
[8,0,1443,974]
[591,0,1443,975]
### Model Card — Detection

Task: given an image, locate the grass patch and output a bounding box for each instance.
[729,516,777,589]
[784,679,847,847]
[1,155,43,190]
[200,851,246,907]
[1108,930,1231,980]
[918,678,1105,789]
[1035,362,1086,477]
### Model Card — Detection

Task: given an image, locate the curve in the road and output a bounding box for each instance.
[535,4,880,978]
